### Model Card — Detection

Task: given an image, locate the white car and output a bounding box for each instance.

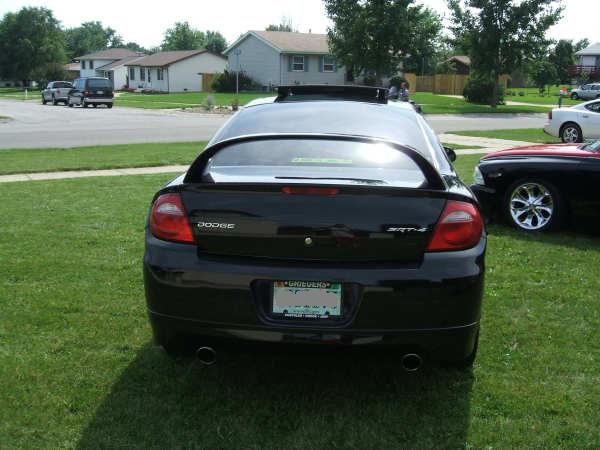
[544,100,600,143]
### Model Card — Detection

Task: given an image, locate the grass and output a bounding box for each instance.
[0,141,207,175]
[504,85,580,106]
[451,128,561,144]
[115,91,271,109]
[411,92,550,114]
[0,87,40,100]
[1,162,599,448]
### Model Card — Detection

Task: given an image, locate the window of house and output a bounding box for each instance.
[90,60,94,70]
[147,68,151,82]
[157,68,164,80]
[129,67,135,81]
[323,56,335,72]
[292,55,304,71]
[81,61,86,70]
[140,67,145,81]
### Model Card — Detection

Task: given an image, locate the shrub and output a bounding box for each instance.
[463,74,504,104]
[204,95,215,110]
[231,97,240,111]
[518,91,525,96]
[211,70,260,92]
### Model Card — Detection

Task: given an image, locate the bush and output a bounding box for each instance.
[463,74,504,104]
[211,70,260,92]
[203,95,215,111]
[518,91,525,96]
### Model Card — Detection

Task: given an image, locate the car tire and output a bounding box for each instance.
[41,96,47,105]
[504,179,564,232]
[571,92,579,100]
[560,122,583,143]
[52,95,58,106]
[83,99,88,108]
[107,103,113,109]
[67,97,73,107]
[92,103,97,108]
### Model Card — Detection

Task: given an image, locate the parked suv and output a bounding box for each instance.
[570,83,600,101]
[67,77,114,108]
[41,81,73,105]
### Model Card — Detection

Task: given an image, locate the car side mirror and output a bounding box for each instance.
[443,146,457,162]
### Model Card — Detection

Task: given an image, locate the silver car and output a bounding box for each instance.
[41,81,73,105]
[570,83,600,101]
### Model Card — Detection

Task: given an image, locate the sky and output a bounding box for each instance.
[0,0,597,50]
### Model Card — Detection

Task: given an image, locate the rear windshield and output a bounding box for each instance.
[87,79,111,89]
[204,139,427,188]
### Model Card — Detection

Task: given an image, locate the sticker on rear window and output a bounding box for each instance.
[291,157,353,164]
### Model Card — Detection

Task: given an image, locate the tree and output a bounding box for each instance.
[447,0,563,107]
[123,41,149,54]
[574,39,590,53]
[205,31,227,54]
[65,21,121,58]
[324,0,442,84]
[549,40,575,84]
[265,17,296,32]
[0,7,66,85]
[161,22,205,51]
[531,59,558,92]
[400,7,443,75]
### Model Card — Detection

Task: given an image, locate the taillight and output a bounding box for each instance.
[548,111,552,120]
[282,186,339,195]
[149,193,195,244]
[427,201,483,252]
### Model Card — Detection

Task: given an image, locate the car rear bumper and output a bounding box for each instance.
[85,97,113,103]
[143,233,486,361]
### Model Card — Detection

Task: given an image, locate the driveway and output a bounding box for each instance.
[0,98,548,149]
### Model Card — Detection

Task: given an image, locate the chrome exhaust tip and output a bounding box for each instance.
[401,353,422,372]
[196,346,217,365]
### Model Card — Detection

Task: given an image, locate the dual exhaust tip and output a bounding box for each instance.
[196,346,422,371]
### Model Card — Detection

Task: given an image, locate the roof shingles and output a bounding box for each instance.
[252,31,330,54]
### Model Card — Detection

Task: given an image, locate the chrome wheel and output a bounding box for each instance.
[561,125,580,143]
[509,182,554,230]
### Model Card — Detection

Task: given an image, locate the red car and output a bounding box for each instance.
[471,140,600,231]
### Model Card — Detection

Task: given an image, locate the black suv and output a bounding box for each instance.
[67,77,114,108]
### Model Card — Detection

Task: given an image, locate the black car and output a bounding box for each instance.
[471,141,600,231]
[144,86,486,370]
[67,77,113,108]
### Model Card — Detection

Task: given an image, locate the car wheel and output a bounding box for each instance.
[107,103,113,109]
[67,96,73,107]
[505,179,563,232]
[570,92,579,100]
[560,122,583,143]
[41,95,47,105]
[83,99,88,108]
[92,103,97,108]
[52,95,58,106]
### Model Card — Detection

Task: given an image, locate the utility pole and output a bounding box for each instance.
[234,49,242,96]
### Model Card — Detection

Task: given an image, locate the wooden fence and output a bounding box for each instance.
[408,73,510,95]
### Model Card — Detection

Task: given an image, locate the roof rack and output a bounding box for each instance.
[275,85,388,104]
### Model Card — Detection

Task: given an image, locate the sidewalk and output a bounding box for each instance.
[440,133,532,154]
[0,165,188,183]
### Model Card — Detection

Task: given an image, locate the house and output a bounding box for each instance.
[224,31,345,88]
[124,50,227,92]
[572,42,600,81]
[440,55,471,75]
[77,48,146,89]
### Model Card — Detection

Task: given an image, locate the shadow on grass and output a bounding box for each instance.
[77,343,473,448]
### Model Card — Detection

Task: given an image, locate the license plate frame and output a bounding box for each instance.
[272,280,342,320]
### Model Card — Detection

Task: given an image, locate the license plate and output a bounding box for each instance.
[97,90,104,94]
[273,281,342,319]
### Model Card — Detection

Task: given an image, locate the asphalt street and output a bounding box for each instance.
[0,98,548,149]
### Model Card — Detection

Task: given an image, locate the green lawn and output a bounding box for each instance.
[441,142,485,150]
[0,87,40,100]
[451,128,561,144]
[411,92,550,114]
[1,164,599,448]
[0,141,207,175]
[115,91,271,109]
[504,85,580,106]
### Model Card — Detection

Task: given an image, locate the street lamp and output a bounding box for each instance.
[233,49,242,96]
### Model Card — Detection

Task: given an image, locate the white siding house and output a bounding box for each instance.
[224,31,345,88]
[575,42,600,67]
[125,50,227,92]
[77,49,145,89]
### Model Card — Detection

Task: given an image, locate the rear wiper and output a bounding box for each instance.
[275,176,387,185]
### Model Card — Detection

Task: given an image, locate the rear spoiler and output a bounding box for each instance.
[275,85,388,104]
[184,133,446,190]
